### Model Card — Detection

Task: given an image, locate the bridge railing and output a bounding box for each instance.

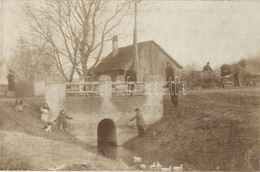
[66,81,186,96]
[66,81,151,96]
[111,81,150,96]
[66,82,100,95]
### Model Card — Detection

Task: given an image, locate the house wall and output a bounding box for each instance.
[0,63,8,85]
[0,63,8,96]
[138,42,182,82]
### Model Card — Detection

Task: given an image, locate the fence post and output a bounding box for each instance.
[98,75,112,97]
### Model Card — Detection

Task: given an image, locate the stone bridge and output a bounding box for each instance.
[43,75,164,147]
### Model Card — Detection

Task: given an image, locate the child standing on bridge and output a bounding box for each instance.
[54,110,73,134]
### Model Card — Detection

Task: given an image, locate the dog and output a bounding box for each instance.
[43,122,53,133]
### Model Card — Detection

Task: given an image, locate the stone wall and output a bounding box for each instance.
[64,92,163,146]
[44,75,164,146]
[66,75,163,146]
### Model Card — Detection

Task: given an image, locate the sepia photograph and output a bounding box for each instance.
[0,0,260,171]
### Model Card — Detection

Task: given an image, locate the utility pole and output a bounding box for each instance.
[133,0,139,81]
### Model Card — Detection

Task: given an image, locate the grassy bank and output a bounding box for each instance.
[124,88,260,171]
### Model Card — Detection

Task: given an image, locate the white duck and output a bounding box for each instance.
[173,164,183,172]
[156,161,162,171]
[161,166,172,171]
[133,156,142,163]
[139,164,146,170]
[150,162,156,171]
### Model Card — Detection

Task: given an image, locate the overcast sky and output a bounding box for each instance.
[1,0,260,69]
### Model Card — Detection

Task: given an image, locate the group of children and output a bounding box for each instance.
[41,104,73,134]
[14,99,73,133]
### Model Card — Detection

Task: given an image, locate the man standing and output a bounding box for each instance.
[203,62,213,72]
[167,77,179,108]
[7,70,15,97]
[125,66,137,96]
[166,62,175,81]
[85,70,97,98]
[129,108,145,137]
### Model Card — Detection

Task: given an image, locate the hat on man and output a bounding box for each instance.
[134,108,140,111]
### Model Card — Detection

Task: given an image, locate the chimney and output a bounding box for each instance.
[112,36,118,57]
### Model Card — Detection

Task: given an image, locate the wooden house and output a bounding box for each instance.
[94,37,183,82]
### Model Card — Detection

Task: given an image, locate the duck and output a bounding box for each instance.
[150,162,156,170]
[156,161,162,171]
[139,164,146,170]
[173,164,183,171]
[133,156,142,163]
[161,166,172,171]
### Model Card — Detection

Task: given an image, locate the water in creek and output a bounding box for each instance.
[96,140,159,168]
[96,141,138,167]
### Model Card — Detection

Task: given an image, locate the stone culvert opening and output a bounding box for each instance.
[97,119,117,158]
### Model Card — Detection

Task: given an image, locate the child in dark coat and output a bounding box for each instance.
[54,110,73,133]
[129,108,145,137]
[7,70,15,97]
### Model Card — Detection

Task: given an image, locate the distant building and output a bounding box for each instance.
[0,59,8,96]
[0,59,8,85]
[93,37,183,82]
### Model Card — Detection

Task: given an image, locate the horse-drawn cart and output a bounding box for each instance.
[194,71,216,88]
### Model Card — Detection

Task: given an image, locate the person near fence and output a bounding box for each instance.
[125,66,137,96]
[129,108,145,137]
[203,62,213,72]
[167,77,179,108]
[166,62,175,82]
[85,70,97,98]
[234,72,240,87]
[14,98,23,112]
[7,70,15,97]
[54,110,73,134]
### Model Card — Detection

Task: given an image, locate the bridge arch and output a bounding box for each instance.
[97,118,117,158]
[97,118,117,146]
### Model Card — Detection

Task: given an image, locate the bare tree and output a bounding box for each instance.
[10,37,57,82]
[24,0,131,82]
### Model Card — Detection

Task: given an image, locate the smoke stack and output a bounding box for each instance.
[112,36,118,57]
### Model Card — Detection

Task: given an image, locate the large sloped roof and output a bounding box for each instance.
[93,40,183,74]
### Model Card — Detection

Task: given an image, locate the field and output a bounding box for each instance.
[125,87,260,171]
